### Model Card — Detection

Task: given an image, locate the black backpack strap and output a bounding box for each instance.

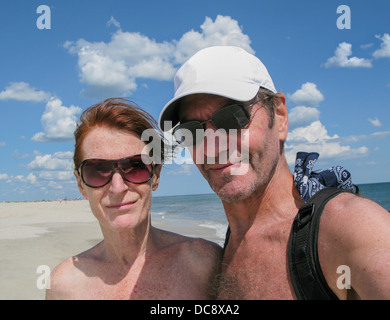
[288,187,353,299]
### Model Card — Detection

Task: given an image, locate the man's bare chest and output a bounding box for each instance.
[218,235,295,299]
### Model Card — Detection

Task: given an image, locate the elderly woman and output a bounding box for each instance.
[46,98,222,300]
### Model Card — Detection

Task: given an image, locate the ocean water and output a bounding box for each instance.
[357,182,390,211]
[151,182,390,245]
[151,193,227,244]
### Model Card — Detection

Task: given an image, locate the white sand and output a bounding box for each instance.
[0,200,222,300]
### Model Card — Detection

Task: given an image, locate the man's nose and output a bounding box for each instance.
[202,122,229,159]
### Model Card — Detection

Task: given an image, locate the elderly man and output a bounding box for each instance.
[159,46,390,299]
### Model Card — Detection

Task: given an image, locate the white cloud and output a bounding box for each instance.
[27,151,73,171]
[285,120,369,165]
[0,82,51,102]
[288,106,320,128]
[0,142,5,147]
[287,120,339,144]
[25,151,74,183]
[324,42,372,68]
[31,98,81,142]
[288,82,324,107]
[65,15,254,98]
[0,173,9,180]
[174,15,253,65]
[26,173,37,184]
[36,171,74,181]
[361,43,373,50]
[285,142,368,165]
[373,33,390,58]
[368,117,382,127]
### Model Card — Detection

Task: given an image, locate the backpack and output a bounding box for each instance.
[288,187,353,299]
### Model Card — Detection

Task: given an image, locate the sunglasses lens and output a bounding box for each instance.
[119,156,153,184]
[212,104,250,130]
[173,122,204,146]
[82,160,113,187]
[174,104,250,146]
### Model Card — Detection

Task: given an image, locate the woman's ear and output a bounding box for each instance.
[151,165,162,191]
[74,170,87,198]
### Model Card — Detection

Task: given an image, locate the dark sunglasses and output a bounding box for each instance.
[172,97,269,146]
[78,154,154,188]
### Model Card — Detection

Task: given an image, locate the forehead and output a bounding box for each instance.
[81,126,146,160]
[178,94,234,121]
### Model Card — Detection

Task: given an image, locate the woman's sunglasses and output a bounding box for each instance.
[77,154,154,188]
[172,97,269,147]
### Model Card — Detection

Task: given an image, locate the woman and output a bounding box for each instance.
[46,98,222,299]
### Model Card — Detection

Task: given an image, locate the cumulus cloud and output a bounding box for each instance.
[287,121,339,144]
[285,121,369,165]
[0,82,51,102]
[27,151,73,171]
[373,33,390,58]
[288,82,324,107]
[31,98,81,142]
[324,42,372,68]
[173,15,253,64]
[27,151,74,183]
[64,15,253,98]
[288,106,320,129]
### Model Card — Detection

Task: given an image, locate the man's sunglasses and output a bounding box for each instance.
[172,97,269,147]
[77,154,154,188]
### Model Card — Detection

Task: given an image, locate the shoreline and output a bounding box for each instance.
[0,200,223,300]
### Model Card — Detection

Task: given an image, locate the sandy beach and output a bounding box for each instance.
[0,200,221,300]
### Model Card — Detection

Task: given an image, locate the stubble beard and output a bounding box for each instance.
[201,157,264,203]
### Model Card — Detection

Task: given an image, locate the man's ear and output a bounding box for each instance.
[274,92,289,142]
[74,170,87,198]
[151,165,162,191]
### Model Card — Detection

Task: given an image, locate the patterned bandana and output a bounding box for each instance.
[294,152,355,202]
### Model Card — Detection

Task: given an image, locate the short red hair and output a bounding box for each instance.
[73,98,165,169]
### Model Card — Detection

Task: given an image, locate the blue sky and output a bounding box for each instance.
[0,0,389,201]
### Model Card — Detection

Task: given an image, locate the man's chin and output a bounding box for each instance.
[210,180,254,203]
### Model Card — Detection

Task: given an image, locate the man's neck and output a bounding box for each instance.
[221,160,304,240]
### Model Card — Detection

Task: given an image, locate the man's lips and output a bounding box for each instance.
[205,162,239,171]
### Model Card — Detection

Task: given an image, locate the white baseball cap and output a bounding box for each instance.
[158,46,277,131]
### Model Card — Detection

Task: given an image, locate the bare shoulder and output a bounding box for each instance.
[46,256,78,299]
[320,192,390,247]
[321,191,390,236]
[154,227,222,260]
[319,191,390,298]
[153,227,223,274]
[46,245,101,300]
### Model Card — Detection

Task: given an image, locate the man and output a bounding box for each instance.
[159,46,390,299]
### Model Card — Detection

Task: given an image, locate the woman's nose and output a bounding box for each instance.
[108,171,128,194]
